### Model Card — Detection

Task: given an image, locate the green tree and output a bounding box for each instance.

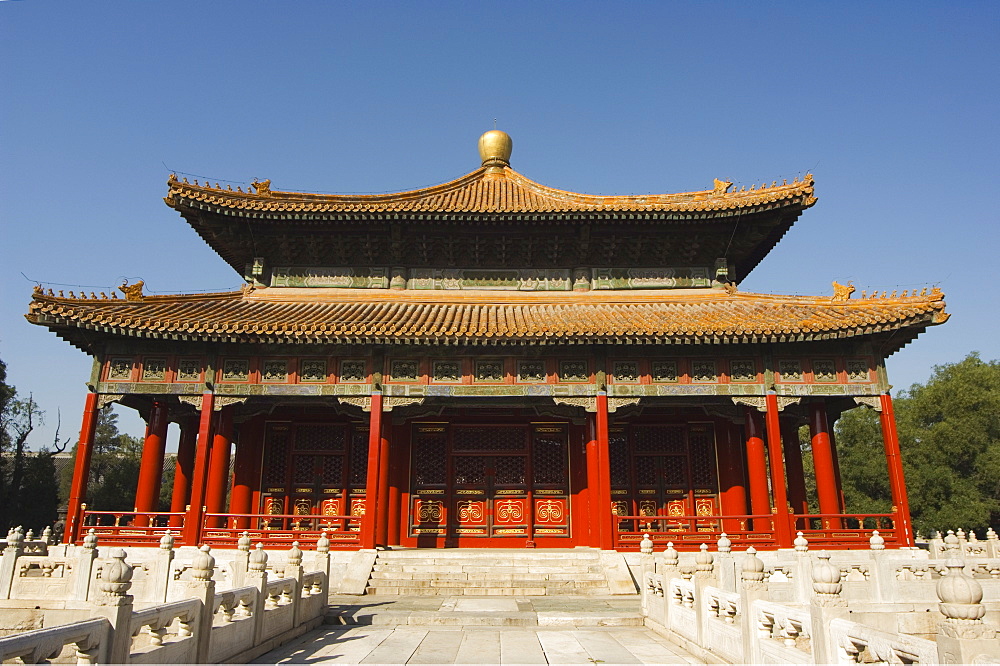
[59,407,143,513]
[834,353,1000,534]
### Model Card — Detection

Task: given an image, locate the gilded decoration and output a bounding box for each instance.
[251,179,271,196]
[383,397,425,411]
[712,178,733,195]
[651,361,679,383]
[118,280,145,302]
[729,359,756,382]
[97,394,124,409]
[612,361,639,384]
[222,359,250,382]
[261,359,288,383]
[107,358,134,381]
[732,396,767,412]
[474,360,504,383]
[831,281,856,302]
[553,397,596,412]
[608,397,642,413]
[517,361,546,383]
[691,360,717,383]
[812,359,838,382]
[141,358,166,382]
[177,358,201,382]
[214,396,247,411]
[299,360,327,383]
[432,360,461,383]
[390,360,419,382]
[853,396,883,412]
[339,360,367,382]
[338,396,372,411]
[846,359,871,382]
[559,361,588,382]
[778,360,804,382]
[178,395,203,410]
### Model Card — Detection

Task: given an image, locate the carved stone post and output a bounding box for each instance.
[639,533,654,595]
[150,530,175,603]
[739,547,767,664]
[72,529,99,601]
[986,527,1000,558]
[809,551,848,665]
[95,548,134,665]
[248,544,269,645]
[313,532,331,599]
[189,545,217,663]
[287,542,304,628]
[936,559,999,663]
[715,533,737,592]
[232,531,251,588]
[792,531,812,603]
[0,526,24,599]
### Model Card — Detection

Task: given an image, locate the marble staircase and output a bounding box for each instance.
[365,548,636,596]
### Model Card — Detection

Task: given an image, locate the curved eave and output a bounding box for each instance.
[26,288,947,357]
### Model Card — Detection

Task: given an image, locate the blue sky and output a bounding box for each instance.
[2,2,997,449]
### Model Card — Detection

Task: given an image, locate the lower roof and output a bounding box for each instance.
[26,285,949,353]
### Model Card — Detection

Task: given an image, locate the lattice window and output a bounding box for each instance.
[349,429,368,485]
[294,425,344,451]
[689,431,717,487]
[262,427,289,485]
[663,456,687,486]
[453,456,486,485]
[321,455,344,486]
[635,456,657,485]
[413,437,446,485]
[494,455,525,485]
[532,438,566,485]
[292,455,316,484]
[633,425,685,454]
[453,426,526,451]
[609,434,629,487]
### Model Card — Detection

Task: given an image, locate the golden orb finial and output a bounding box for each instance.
[478,130,512,171]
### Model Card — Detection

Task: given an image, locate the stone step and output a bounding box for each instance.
[324,608,643,627]
[371,564,603,574]
[369,570,608,582]
[376,549,600,558]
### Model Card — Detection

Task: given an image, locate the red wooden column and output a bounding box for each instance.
[361,391,384,550]
[743,407,771,531]
[182,393,215,545]
[65,392,101,544]
[764,393,793,547]
[584,420,602,547]
[169,416,198,527]
[205,407,234,528]
[809,401,841,528]
[781,420,809,522]
[375,425,392,547]
[133,400,169,526]
[879,393,915,546]
[230,415,263,528]
[595,391,614,550]
[387,423,407,546]
[717,421,748,533]
[828,427,847,512]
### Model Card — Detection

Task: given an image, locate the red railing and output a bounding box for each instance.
[79,510,186,546]
[793,513,898,547]
[614,513,776,550]
[200,512,361,549]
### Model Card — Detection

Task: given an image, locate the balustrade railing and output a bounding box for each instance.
[80,511,185,546]
[201,512,360,548]
[614,513,774,549]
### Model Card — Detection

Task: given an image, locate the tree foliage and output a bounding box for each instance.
[835,353,1000,534]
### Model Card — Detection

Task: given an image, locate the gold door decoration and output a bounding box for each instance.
[457,500,485,523]
[418,500,443,522]
[612,501,629,516]
[495,499,524,523]
[535,499,565,523]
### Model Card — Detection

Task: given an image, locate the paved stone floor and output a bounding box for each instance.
[255,596,704,664]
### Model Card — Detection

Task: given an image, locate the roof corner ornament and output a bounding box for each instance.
[723,282,738,296]
[119,279,145,302]
[712,178,732,195]
[831,281,855,302]
[251,178,272,196]
[167,173,178,184]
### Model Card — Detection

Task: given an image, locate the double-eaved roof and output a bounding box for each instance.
[27,285,948,353]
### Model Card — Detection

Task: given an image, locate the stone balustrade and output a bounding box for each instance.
[638,531,1000,664]
[0,534,331,664]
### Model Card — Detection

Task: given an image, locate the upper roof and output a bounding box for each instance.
[165,167,816,217]
[26,284,948,353]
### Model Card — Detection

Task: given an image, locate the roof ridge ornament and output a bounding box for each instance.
[119,279,145,302]
[251,178,272,196]
[712,178,733,195]
[478,130,512,172]
[831,280,855,302]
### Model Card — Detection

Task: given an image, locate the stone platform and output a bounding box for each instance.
[255,595,703,664]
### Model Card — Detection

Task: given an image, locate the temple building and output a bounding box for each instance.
[27,131,948,551]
